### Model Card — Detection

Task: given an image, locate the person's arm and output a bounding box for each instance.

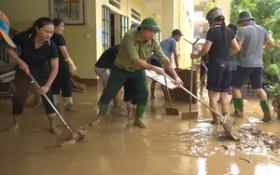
[40,58,58,95]
[229,38,240,56]
[59,45,77,74]
[191,40,212,59]
[4,47,30,75]
[173,48,179,69]
[265,32,274,47]
[163,61,183,86]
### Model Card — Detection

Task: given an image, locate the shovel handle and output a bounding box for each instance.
[163,73,173,106]
[164,73,224,120]
[29,74,73,133]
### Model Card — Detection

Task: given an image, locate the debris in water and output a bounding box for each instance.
[239,157,252,164]
[56,127,90,147]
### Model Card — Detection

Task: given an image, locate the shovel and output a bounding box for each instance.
[163,73,179,115]
[165,74,238,140]
[182,38,200,119]
[29,74,87,144]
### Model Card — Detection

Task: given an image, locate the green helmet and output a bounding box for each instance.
[139,17,160,31]
[206,7,224,22]
[238,11,254,23]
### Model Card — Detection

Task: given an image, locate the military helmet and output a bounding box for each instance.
[138,17,160,31]
[238,11,254,23]
[206,7,224,22]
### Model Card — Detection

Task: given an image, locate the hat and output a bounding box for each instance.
[206,7,224,22]
[0,11,16,48]
[238,11,254,23]
[172,29,183,36]
[138,17,160,31]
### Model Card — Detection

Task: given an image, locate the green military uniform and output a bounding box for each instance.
[99,29,170,118]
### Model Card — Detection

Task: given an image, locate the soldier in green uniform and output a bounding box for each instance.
[96,17,183,128]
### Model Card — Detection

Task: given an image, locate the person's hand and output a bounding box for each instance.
[18,61,30,75]
[67,58,77,74]
[190,53,198,59]
[174,76,183,86]
[69,62,77,74]
[39,84,50,95]
[152,66,164,75]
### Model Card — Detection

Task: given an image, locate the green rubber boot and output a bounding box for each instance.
[233,98,244,117]
[260,100,272,122]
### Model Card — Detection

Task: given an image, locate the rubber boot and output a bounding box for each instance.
[63,97,76,111]
[10,115,21,134]
[47,113,61,135]
[233,98,244,117]
[53,94,60,107]
[125,101,133,119]
[89,104,109,127]
[260,100,272,122]
[133,105,146,128]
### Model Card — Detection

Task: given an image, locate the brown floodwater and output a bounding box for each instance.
[0,85,280,175]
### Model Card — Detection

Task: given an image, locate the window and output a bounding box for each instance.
[120,15,128,39]
[131,8,141,22]
[109,0,121,9]
[102,5,111,51]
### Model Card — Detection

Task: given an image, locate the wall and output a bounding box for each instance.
[0,0,97,80]
[0,0,194,80]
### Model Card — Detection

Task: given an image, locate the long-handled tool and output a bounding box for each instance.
[163,73,179,115]
[165,73,238,140]
[29,74,87,144]
[182,38,200,119]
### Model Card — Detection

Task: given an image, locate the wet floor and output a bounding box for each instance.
[0,84,280,175]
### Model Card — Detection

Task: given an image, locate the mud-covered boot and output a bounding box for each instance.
[260,100,272,122]
[47,113,61,135]
[53,94,60,107]
[133,118,146,128]
[89,104,108,127]
[10,115,21,134]
[133,105,146,128]
[232,98,244,117]
[63,97,76,111]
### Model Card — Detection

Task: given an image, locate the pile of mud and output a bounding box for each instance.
[236,126,280,153]
[163,122,280,157]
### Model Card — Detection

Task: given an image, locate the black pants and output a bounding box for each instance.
[52,62,72,97]
[123,78,136,104]
[12,68,55,115]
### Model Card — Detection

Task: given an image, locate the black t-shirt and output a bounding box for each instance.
[14,32,58,76]
[206,25,235,60]
[51,33,66,65]
[95,45,119,69]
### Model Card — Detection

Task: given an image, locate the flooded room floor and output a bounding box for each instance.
[0,84,280,175]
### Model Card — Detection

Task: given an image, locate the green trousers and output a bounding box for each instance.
[99,66,147,118]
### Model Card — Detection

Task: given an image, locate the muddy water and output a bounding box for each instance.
[0,86,280,175]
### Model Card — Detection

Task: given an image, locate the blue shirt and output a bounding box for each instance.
[160,37,177,59]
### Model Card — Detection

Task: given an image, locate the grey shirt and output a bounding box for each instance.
[237,22,268,67]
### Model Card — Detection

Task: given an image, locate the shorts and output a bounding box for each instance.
[150,57,162,67]
[207,60,232,92]
[231,67,263,89]
[95,67,110,87]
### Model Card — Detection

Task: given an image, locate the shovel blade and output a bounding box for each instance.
[165,107,179,115]
[181,112,198,120]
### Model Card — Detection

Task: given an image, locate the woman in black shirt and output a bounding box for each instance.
[12,17,59,134]
[191,7,240,123]
[51,18,77,111]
